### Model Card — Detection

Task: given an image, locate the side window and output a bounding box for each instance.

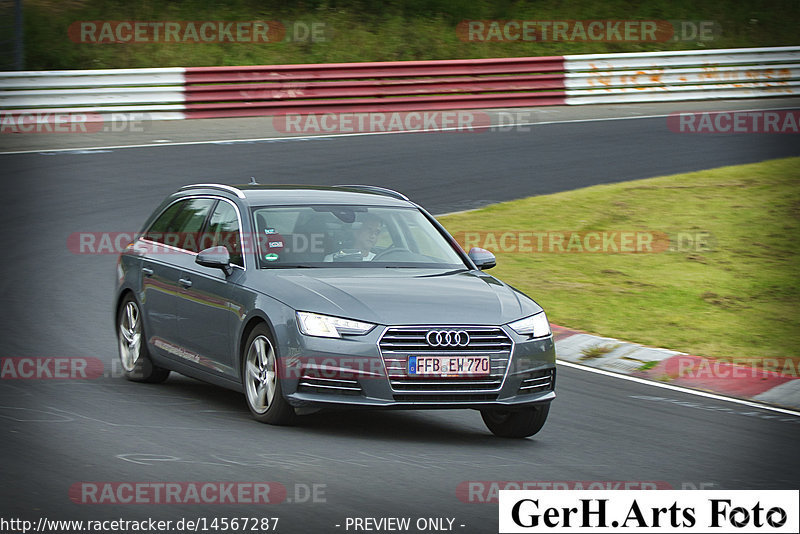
[144,201,183,244]
[144,198,215,252]
[202,201,244,267]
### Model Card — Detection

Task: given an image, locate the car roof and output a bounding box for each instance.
[177,183,414,207]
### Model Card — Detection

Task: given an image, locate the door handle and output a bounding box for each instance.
[179,278,192,288]
[142,267,154,276]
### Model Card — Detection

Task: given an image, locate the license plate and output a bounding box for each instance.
[407,355,491,376]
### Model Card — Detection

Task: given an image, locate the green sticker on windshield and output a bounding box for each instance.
[264,253,279,262]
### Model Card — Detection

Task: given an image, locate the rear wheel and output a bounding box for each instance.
[243,324,296,425]
[480,404,549,438]
[117,294,170,383]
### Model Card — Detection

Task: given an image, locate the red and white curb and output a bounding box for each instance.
[552,325,800,411]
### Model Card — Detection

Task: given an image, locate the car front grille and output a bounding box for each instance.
[392,393,498,402]
[517,369,555,395]
[379,326,512,400]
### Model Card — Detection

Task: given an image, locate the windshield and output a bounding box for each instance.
[250,205,466,269]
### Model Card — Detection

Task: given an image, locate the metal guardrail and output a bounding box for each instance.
[0,47,797,120]
[182,57,566,118]
[563,46,800,105]
[0,67,186,119]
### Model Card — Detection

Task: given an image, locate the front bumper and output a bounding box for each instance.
[280,325,556,410]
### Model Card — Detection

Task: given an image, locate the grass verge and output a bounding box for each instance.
[438,157,800,367]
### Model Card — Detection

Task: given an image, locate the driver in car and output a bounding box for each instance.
[325,213,383,261]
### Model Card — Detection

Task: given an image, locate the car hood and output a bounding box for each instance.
[249,268,542,326]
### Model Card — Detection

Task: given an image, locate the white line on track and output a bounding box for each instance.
[557,360,800,417]
[1,105,798,156]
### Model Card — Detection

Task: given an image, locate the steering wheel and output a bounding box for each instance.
[372,247,414,261]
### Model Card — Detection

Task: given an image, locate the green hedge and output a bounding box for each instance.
[17,0,800,69]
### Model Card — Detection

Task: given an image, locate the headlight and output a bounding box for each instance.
[296,311,375,338]
[508,312,551,338]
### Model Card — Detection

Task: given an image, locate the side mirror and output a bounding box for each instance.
[196,246,233,275]
[468,247,496,270]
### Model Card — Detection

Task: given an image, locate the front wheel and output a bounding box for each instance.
[242,325,296,425]
[117,294,170,383]
[480,404,549,438]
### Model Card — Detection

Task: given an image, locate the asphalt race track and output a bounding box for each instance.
[1,105,799,532]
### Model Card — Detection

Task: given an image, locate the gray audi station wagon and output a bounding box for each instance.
[115,184,555,437]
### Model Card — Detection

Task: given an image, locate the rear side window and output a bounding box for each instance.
[144,198,215,252]
[201,201,244,267]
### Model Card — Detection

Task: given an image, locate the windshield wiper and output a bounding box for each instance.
[381,266,469,275]
[416,268,470,277]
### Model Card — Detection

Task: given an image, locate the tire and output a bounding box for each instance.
[117,294,170,383]
[480,404,549,438]
[242,324,296,425]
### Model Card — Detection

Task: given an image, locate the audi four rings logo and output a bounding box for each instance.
[426,330,470,347]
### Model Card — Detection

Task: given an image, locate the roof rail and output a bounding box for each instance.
[335,184,409,201]
[179,183,246,199]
